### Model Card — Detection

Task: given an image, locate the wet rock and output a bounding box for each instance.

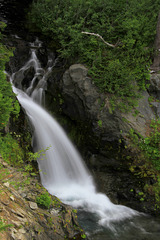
[7,38,31,73]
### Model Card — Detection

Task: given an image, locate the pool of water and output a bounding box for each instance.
[77,209,160,240]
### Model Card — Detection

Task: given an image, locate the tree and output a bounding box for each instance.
[28,0,160,111]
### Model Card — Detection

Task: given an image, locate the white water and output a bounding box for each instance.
[11,40,140,230]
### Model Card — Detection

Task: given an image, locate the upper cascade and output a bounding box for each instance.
[12,38,55,105]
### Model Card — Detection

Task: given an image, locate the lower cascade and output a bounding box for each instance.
[9,39,160,239]
[12,83,138,230]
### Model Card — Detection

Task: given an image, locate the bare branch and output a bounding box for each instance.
[81,31,116,48]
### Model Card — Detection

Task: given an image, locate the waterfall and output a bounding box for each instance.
[10,39,140,230]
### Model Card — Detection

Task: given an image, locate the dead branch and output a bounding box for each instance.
[81,31,116,48]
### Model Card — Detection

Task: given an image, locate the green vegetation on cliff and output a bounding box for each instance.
[0,22,20,130]
[28,0,159,110]
[128,120,160,209]
[0,22,33,176]
[0,22,23,171]
[0,218,12,232]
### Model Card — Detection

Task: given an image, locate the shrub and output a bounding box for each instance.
[36,192,52,209]
[28,0,159,111]
[0,133,24,166]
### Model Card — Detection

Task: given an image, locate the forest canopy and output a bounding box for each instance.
[28,0,160,111]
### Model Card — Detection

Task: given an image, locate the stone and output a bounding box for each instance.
[150,102,160,117]
[4,182,10,187]
[50,208,59,216]
[10,195,15,201]
[11,209,24,218]
[11,220,22,227]
[21,193,27,198]
[15,233,27,240]
[29,202,38,210]
[18,228,26,234]
[2,161,8,167]
[2,200,10,206]
[149,74,160,98]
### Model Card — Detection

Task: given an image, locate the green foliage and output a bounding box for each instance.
[141,120,160,170]
[0,132,49,177]
[0,22,20,129]
[130,120,160,171]
[128,121,160,206]
[36,192,52,209]
[138,191,144,196]
[144,175,160,208]
[81,234,87,239]
[98,120,102,127]
[0,133,24,166]
[24,146,50,174]
[153,176,160,205]
[0,217,13,232]
[28,0,159,111]
[72,209,77,214]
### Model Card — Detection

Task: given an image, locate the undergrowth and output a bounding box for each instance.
[127,119,160,208]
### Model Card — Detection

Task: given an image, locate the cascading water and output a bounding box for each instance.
[9,39,160,239]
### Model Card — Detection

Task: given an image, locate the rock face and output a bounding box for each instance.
[0,156,85,240]
[57,64,159,214]
[147,73,160,117]
[151,12,160,72]
[61,64,155,141]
